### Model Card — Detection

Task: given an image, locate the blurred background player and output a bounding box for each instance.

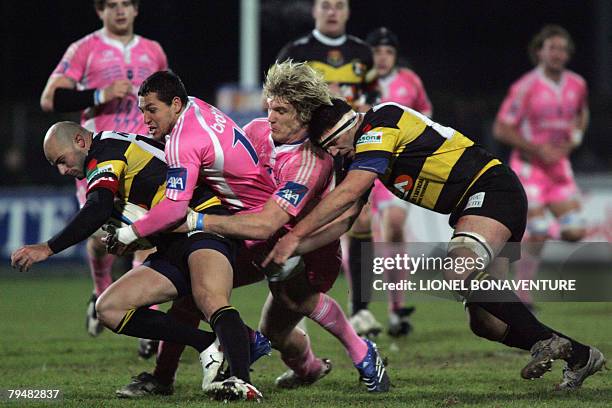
[493,25,588,308]
[364,26,433,337]
[39,0,168,350]
[277,0,379,337]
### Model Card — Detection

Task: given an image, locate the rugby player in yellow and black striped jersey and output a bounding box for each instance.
[277,0,372,107]
[11,120,221,268]
[265,98,603,386]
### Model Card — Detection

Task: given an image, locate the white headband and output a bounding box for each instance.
[319,110,358,149]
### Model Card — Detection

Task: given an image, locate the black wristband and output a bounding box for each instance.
[53,88,96,113]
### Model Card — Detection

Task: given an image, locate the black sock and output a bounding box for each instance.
[466,273,590,364]
[115,307,215,353]
[210,306,251,382]
[349,235,371,314]
[464,272,553,347]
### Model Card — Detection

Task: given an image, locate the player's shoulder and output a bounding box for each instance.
[65,30,99,54]
[136,35,164,52]
[277,33,315,60]
[367,102,406,124]
[346,34,370,49]
[397,68,424,84]
[507,69,539,98]
[564,70,587,87]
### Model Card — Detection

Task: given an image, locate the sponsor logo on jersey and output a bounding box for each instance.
[166,167,187,191]
[465,192,485,210]
[352,61,365,76]
[139,53,152,64]
[393,174,414,198]
[356,131,383,145]
[276,181,309,207]
[327,50,344,67]
[86,163,115,182]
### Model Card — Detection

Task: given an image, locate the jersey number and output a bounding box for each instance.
[232,128,259,165]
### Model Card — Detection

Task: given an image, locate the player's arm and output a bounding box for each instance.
[198,199,291,240]
[570,105,589,147]
[295,199,365,255]
[10,188,115,272]
[492,120,538,156]
[263,169,377,266]
[40,74,132,113]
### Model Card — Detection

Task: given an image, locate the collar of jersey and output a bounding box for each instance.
[313,29,347,47]
[97,29,140,52]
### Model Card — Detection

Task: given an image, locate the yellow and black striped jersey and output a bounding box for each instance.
[277,30,372,105]
[84,131,219,212]
[349,103,501,214]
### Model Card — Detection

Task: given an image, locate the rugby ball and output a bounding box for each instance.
[107,200,154,249]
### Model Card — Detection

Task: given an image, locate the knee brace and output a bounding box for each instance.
[447,232,493,270]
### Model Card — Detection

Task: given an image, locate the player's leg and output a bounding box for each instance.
[115,296,202,398]
[259,291,331,388]
[450,215,595,381]
[188,247,252,385]
[377,197,415,337]
[514,206,548,307]
[549,198,585,242]
[95,260,216,352]
[130,248,162,358]
[447,165,601,384]
[346,201,381,337]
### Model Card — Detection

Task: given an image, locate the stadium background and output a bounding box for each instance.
[0,1,610,406]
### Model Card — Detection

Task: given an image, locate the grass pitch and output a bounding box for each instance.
[0,265,610,407]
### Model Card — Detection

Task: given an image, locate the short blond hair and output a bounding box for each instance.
[263,60,332,124]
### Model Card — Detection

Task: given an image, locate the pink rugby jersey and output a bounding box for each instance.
[378,68,432,117]
[164,99,276,211]
[51,29,168,133]
[243,118,335,223]
[496,67,588,169]
[132,99,276,238]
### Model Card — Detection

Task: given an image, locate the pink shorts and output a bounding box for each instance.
[510,155,579,208]
[235,239,341,293]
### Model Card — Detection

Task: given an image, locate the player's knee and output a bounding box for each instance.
[445,232,493,281]
[467,304,508,341]
[558,210,585,242]
[94,294,114,328]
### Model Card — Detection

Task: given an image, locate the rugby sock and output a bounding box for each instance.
[514,251,539,305]
[114,307,215,353]
[153,301,202,386]
[309,293,368,364]
[349,235,372,314]
[281,332,323,378]
[89,253,114,296]
[464,271,554,345]
[465,272,590,362]
[210,306,251,382]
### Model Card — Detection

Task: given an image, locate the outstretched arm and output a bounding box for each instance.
[263,169,377,266]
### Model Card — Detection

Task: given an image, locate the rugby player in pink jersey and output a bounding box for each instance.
[364,27,435,336]
[493,25,589,307]
[114,61,389,398]
[104,70,275,400]
[39,0,168,343]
